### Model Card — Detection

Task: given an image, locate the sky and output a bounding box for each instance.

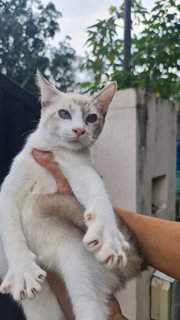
[42,0,155,55]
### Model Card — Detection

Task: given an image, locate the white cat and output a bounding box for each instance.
[0,72,145,320]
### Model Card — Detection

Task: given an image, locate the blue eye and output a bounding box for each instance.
[58,110,71,119]
[86,114,98,124]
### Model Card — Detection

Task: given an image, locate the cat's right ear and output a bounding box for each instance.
[36,70,59,108]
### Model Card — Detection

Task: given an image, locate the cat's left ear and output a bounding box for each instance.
[93,82,117,117]
[36,70,60,108]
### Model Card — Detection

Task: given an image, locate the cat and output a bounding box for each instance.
[0,71,145,320]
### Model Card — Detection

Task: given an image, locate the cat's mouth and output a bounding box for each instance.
[67,138,83,147]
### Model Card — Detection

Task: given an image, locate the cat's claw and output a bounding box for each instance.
[0,253,47,301]
[83,212,129,269]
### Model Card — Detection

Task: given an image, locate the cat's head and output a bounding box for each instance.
[37,71,116,151]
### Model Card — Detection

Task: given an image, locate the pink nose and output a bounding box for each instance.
[73,128,85,137]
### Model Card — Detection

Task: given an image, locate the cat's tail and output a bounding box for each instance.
[35,194,86,231]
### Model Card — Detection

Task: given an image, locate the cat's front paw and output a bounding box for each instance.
[83,212,129,269]
[0,251,47,301]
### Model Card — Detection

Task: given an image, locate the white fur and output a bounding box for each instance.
[0,75,128,320]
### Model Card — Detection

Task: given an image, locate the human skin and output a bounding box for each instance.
[47,271,127,320]
[116,208,180,280]
[32,149,180,319]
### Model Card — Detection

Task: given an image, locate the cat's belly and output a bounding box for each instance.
[20,194,76,266]
[16,169,57,222]
[17,172,57,205]
[15,172,65,263]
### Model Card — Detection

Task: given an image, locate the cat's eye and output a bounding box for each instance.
[86,114,98,124]
[58,110,71,120]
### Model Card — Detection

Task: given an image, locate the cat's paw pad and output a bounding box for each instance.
[0,259,47,301]
[83,215,129,269]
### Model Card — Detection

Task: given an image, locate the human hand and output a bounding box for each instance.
[32,149,72,195]
[48,272,127,320]
[108,297,128,320]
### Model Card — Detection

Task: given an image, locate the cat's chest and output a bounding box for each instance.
[17,165,57,206]
[53,150,92,184]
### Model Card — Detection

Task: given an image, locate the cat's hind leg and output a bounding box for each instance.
[21,281,65,320]
[56,229,109,320]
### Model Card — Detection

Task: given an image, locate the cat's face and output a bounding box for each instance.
[37,71,116,151]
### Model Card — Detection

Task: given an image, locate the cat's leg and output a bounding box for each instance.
[56,230,109,320]
[21,282,65,320]
[63,164,129,270]
[0,199,47,301]
[0,242,7,276]
[0,238,9,289]
[0,248,47,301]
[0,239,51,320]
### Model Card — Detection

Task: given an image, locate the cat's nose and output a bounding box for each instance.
[72,128,85,137]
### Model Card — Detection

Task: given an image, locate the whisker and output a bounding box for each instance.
[80,136,94,147]
[30,120,39,124]
[21,129,34,137]
[63,132,75,138]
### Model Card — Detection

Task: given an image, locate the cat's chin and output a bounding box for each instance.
[68,143,87,151]
[61,140,87,151]
[67,139,95,151]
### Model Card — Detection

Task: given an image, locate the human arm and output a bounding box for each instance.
[114,208,180,280]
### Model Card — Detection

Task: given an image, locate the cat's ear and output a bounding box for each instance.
[36,70,60,108]
[93,82,117,117]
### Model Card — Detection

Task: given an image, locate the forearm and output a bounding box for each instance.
[114,208,180,280]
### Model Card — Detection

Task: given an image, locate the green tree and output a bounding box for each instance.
[0,0,77,94]
[82,0,180,103]
[49,36,78,92]
[131,0,180,102]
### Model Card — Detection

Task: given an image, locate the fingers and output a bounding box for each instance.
[33,148,59,178]
[32,149,62,178]
[108,296,128,320]
[47,272,74,320]
[32,149,72,194]
[32,149,53,166]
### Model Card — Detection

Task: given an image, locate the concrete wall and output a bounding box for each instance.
[92,89,176,320]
